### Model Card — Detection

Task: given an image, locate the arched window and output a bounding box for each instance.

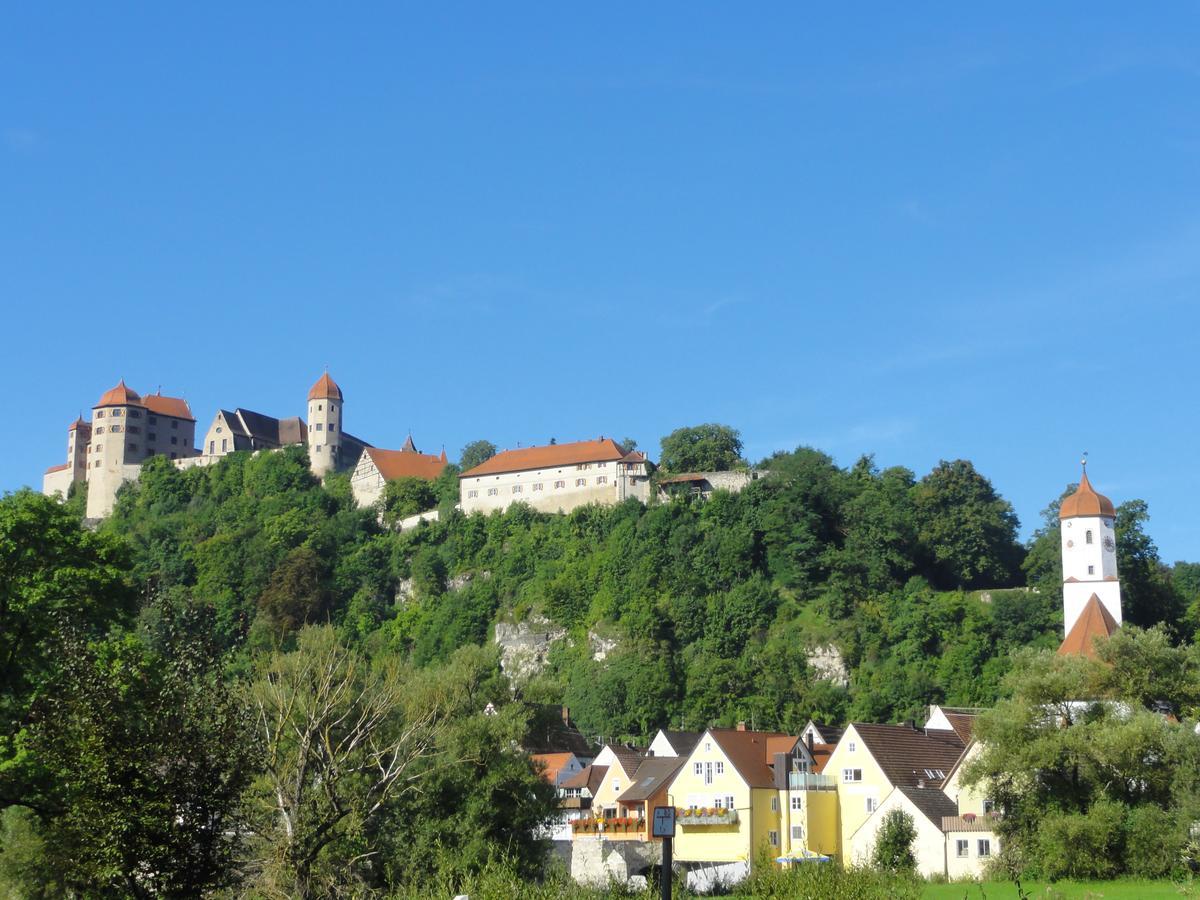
[1086,530,1093,545]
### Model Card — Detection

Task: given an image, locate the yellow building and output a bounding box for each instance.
[666,727,836,887]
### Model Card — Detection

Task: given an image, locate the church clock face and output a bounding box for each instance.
[1103,536,1115,552]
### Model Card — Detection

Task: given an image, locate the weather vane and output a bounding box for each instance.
[1081,450,1088,471]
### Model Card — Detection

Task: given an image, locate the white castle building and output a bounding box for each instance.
[1056,462,1122,658]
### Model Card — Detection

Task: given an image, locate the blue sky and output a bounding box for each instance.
[4,5,1199,561]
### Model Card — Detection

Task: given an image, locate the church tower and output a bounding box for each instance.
[307,371,343,478]
[1059,460,1122,651]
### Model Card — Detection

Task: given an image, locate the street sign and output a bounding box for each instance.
[652,805,675,838]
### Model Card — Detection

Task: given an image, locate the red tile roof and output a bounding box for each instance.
[364,447,447,482]
[1059,468,1115,519]
[1057,593,1119,659]
[709,728,799,788]
[308,372,342,401]
[561,764,608,794]
[141,392,194,421]
[530,752,578,785]
[44,463,69,474]
[810,743,834,774]
[96,379,141,407]
[68,417,90,431]
[460,438,628,478]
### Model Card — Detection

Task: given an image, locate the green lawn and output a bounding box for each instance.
[923,879,1198,899]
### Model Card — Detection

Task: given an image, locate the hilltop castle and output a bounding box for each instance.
[42,372,444,517]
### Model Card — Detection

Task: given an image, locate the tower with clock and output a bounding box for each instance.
[1058,459,1122,642]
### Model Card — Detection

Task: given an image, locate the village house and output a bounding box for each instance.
[459,438,652,515]
[349,437,448,509]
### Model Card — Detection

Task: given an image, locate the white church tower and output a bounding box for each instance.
[1058,460,1122,655]
[307,371,343,478]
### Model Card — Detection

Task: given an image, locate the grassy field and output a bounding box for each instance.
[923,879,1198,899]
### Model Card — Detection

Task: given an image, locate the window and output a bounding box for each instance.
[112,409,122,417]
[956,840,969,858]
[923,769,946,780]
[128,409,140,418]
[170,452,177,460]
[714,797,723,809]
[575,478,586,486]
[842,769,862,783]
[129,443,138,452]
[148,415,157,424]
[316,423,323,431]
[111,424,122,433]
[209,440,215,454]
[693,762,702,776]
[329,424,336,432]
[978,839,991,858]
[612,781,619,794]
[309,425,314,433]
[315,445,322,452]
[715,762,724,776]
[865,797,878,813]
[533,483,543,491]
[171,420,178,429]
[95,427,105,434]
[705,743,711,752]
[771,797,779,812]
[171,436,177,445]
[791,796,802,811]
[216,426,223,433]
[848,741,856,752]
[768,830,778,847]
[1088,565,1095,575]
[983,799,996,815]
[511,484,523,494]
[467,490,478,498]
[725,794,734,809]
[96,410,105,418]
[791,825,804,841]
[318,404,323,411]
[704,762,713,785]
[127,425,140,434]
[487,487,498,496]
[1086,529,1093,545]
[554,480,565,489]
[148,432,156,441]
[221,439,228,452]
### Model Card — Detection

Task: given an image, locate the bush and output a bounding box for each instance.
[1036,799,1125,880]
[871,808,917,874]
[1124,804,1185,878]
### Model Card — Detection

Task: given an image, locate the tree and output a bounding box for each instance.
[25,602,252,897]
[658,423,743,474]
[912,460,1023,589]
[380,476,438,526]
[1115,499,1185,630]
[964,628,1200,878]
[247,626,455,898]
[0,489,136,812]
[872,808,917,873]
[258,546,329,635]
[460,440,497,472]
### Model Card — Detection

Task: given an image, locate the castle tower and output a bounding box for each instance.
[1059,461,1122,639]
[307,371,343,477]
[86,379,144,518]
[67,417,91,483]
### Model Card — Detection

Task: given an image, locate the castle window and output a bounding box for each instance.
[554,480,565,489]
[148,415,157,424]
[596,476,608,485]
[532,483,543,491]
[318,404,323,411]
[171,420,178,429]
[95,427,105,435]
[576,478,586,486]
[316,423,323,432]
[127,426,140,434]
[170,452,177,459]
[487,487,498,496]
[1086,530,1093,545]
[315,445,322,452]
[512,484,522,494]
[467,490,478,498]
[112,409,122,417]
[129,443,138,452]
[209,440,215,454]
[1088,565,1095,575]
[96,410,105,418]
[221,439,228,452]
[148,432,156,441]
[171,436,177,445]
[111,425,122,433]
[216,426,222,433]
[329,424,336,432]
[129,409,140,418]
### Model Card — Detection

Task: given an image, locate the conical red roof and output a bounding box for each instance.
[307,372,342,401]
[1059,469,1115,520]
[1057,593,1119,659]
[96,379,141,407]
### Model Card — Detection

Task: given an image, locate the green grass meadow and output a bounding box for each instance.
[923,879,1199,900]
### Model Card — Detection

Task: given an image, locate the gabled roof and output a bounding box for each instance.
[308,372,342,401]
[364,447,447,482]
[401,434,418,453]
[460,438,628,478]
[896,784,959,830]
[561,763,608,795]
[1059,468,1115,519]
[708,728,798,788]
[942,712,977,744]
[141,392,194,420]
[609,747,647,778]
[1058,593,1119,659]
[68,417,90,432]
[616,757,686,803]
[805,721,845,746]
[658,730,702,756]
[849,723,965,790]
[810,743,834,774]
[236,409,282,443]
[44,463,69,474]
[530,752,578,785]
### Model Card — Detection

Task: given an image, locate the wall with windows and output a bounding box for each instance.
[822,725,891,855]
[671,734,767,868]
[460,459,639,516]
[945,828,997,880]
[845,788,948,878]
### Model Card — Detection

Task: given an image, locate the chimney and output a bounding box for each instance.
[736,721,747,732]
[562,706,570,726]
[806,731,814,750]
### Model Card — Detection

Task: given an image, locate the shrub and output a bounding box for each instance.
[1124,804,1185,878]
[1036,799,1125,880]
[871,808,917,874]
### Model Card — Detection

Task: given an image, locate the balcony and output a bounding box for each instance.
[788,772,837,791]
[676,807,739,826]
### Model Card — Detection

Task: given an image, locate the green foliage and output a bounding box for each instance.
[381,476,439,525]
[871,808,917,874]
[658,422,743,473]
[460,439,498,471]
[26,600,252,897]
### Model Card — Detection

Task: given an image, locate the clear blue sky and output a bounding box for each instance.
[4,5,1198,561]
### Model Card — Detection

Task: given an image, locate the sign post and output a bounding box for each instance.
[652,805,676,900]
